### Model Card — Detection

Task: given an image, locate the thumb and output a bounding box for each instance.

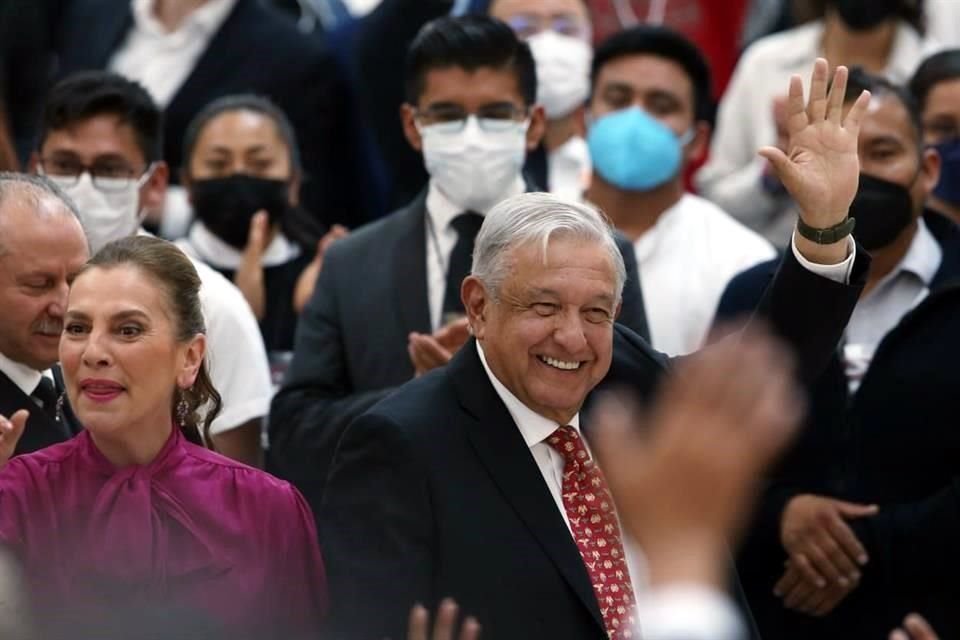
[834,500,879,519]
[758,146,793,180]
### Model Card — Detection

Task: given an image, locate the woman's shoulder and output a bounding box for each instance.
[179,442,300,501]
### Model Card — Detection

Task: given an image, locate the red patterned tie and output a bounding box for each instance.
[547,425,637,639]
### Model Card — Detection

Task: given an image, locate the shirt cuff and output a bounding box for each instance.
[634,584,746,640]
[790,231,856,284]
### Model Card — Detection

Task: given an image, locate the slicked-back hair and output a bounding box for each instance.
[472,191,626,302]
[845,66,923,144]
[405,15,537,106]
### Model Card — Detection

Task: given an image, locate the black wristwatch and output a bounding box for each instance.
[796,216,856,245]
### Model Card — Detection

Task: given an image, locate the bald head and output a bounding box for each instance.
[0,173,86,257]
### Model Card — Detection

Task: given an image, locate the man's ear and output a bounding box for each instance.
[685,121,711,164]
[401,103,423,152]
[462,276,489,340]
[920,146,942,198]
[288,169,302,207]
[139,161,170,215]
[526,105,547,152]
[27,151,41,173]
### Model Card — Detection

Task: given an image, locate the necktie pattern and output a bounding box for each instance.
[547,425,636,639]
[442,211,484,317]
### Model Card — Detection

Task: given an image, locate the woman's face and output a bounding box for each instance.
[188,109,293,182]
[60,265,204,438]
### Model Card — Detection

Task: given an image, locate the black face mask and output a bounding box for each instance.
[190,174,290,250]
[849,173,916,251]
[832,0,899,31]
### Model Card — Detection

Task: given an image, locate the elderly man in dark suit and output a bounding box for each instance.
[0,174,88,456]
[318,55,874,639]
[268,15,649,510]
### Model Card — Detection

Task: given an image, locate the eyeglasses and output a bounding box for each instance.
[504,13,590,40]
[39,158,154,193]
[415,104,529,134]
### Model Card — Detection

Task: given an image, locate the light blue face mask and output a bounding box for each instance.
[587,106,694,192]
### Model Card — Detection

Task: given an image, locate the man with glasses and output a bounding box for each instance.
[486,0,595,200]
[31,71,273,467]
[268,14,648,512]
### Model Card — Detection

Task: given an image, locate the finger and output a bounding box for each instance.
[407,603,430,640]
[826,64,848,124]
[816,529,860,584]
[809,584,848,617]
[758,146,793,183]
[459,618,481,640]
[783,576,818,610]
[904,614,938,640]
[803,542,848,586]
[842,89,872,136]
[785,73,809,136]
[790,553,827,589]
[773,565,804,597]
[890,631,909,640]
[806,58,829,122]
[827,515,869,566]
[432,598,459,640]
[418,336,453,369]
[835,500,879,519]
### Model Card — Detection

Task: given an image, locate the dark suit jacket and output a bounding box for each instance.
[54,0,368,228]
[268,189,650,510]
[0,370,70,457]
[317,243,869,639]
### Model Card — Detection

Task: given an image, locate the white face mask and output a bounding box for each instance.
[419,115,529,212]
[45,171,148,255]
[527,30,593,120]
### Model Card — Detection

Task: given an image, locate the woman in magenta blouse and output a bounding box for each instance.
[0,236,326,638]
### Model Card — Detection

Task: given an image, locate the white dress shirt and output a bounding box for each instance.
[635,584,746,640]
[843,219,941,393]
[425,176,526,331]
[634,193,777,356]
[109,0,237,108]
[476,341,649,597]
[179,222,302,271]
[0,351,42,398]
[695,19,941,245]
[548,135,591,202]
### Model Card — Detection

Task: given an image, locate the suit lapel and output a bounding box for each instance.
[0,372,69,456]
[450,342,605,632]
[391,191,432,335]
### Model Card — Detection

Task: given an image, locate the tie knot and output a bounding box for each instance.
[450,211,484,237]
[546,425,593,467]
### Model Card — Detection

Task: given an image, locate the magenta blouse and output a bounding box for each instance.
[0,427,327,637]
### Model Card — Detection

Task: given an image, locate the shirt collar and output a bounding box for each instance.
[476,341,581,449]
[131,0,237,38]
[773,20,928,79]
[426,175,526,234]
[0,351,43,396]
[184,221,301,270]
[868,217,942,295]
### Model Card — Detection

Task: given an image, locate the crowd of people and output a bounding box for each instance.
[0,0,958,638]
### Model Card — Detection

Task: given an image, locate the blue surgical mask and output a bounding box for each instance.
[932,138,960,207]
[587,106,693,192]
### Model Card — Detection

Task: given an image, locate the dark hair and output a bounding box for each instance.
[822,0,925,34]
[845,66,923,141]
[404,15,537,106]
[909,48,960,110]
[77,236,223,447]
[181,94,301,174]
[591,25,713,123]
[39,71,163,163]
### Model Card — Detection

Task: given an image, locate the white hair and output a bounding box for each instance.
[471,192,626,301]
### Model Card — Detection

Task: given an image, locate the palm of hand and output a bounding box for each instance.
[785,122,860,226]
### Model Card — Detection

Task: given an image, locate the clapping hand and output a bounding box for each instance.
[0,410,27,468]
[408,317,471,377]
[407,599,480,640]
[890,614,939,640]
